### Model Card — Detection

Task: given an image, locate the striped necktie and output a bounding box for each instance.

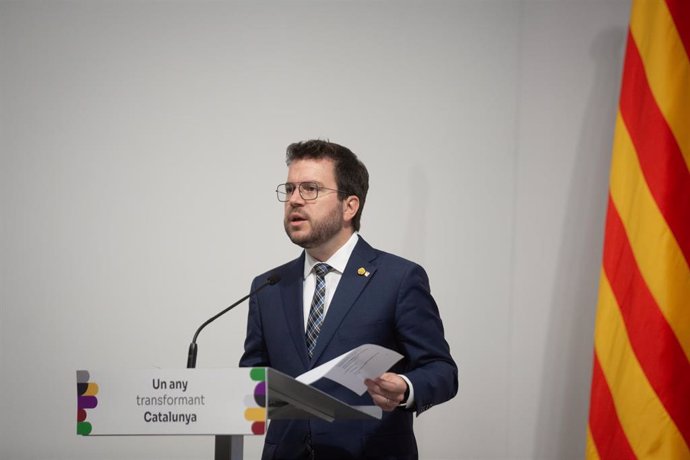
[305,263,332,358]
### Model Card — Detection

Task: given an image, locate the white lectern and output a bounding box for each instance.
[76,367,380,459]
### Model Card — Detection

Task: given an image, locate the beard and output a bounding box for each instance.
[284,203,344,249]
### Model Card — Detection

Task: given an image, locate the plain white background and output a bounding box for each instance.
[1,1,630,459]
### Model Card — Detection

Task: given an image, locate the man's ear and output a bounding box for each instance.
[342,196,360,224]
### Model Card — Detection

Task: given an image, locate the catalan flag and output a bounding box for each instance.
[586,0,690,458]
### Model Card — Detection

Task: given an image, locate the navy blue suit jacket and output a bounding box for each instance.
[240,237,458,460]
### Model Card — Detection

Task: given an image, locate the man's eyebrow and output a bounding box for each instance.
[286,180,323,185]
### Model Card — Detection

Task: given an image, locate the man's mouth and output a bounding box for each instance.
[288,213,308,224]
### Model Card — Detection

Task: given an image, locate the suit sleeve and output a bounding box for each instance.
[239,276,269,368]
[394,263,458,415]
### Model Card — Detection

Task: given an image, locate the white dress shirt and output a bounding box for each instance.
[302,232,360,329]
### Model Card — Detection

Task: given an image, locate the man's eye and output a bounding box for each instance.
[302,183,319,193]
[284,184,296,194]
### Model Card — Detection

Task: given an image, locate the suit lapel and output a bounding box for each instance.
[309,238,378,367]
[279,254,310,369]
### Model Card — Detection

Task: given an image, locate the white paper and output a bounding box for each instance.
[296,344,403,395]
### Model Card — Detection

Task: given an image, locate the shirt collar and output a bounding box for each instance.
[303,232,359,279]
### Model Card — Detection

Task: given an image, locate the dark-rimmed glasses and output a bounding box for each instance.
[276,182,345,202]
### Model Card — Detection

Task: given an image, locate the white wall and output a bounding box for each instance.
[0,1,629,459]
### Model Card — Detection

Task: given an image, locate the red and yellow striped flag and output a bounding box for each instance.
[586,0,690,458]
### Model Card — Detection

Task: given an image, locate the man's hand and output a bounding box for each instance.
[365,372,408,412]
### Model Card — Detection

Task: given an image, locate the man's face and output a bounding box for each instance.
[283,158,346,252]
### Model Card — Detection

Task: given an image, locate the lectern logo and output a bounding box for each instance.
[244,368,267,435]
[77,370,99,435]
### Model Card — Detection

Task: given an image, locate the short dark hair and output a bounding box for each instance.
[286,139,369,231]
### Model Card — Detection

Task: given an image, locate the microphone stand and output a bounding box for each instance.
[186,293,252,369]
[185,275,279,460]
[186,275,279,369]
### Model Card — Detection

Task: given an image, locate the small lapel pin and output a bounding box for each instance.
[357,267,370,277]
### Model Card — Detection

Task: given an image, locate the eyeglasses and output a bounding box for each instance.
[276,182,345,202]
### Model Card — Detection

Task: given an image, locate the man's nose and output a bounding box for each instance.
[287,187,305,205]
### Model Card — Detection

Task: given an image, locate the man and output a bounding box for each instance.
[240,140,458,460]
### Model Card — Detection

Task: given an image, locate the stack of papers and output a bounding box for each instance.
[296,344,403,396]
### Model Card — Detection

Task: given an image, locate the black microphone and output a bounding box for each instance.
[186,274,281,369]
